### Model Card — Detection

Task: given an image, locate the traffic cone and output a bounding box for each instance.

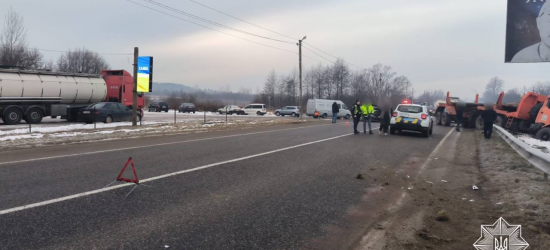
[346,122,349,127]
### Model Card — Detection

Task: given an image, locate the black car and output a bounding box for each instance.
[148,102,169,112]
[178,103,196,113]
[77,102,140,124]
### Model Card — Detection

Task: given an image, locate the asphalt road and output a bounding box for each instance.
[0,121,452,249]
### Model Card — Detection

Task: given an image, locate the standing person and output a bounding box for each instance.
[361,101,375,134]
[351,100,362,134]
[455,101,465,132]
[481,104,497,139]
[332,102,339,123]
[379,107,391,136]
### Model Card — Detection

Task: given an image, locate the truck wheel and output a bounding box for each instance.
[26,108,44,124]
[495,115,506,127]
[105,115,113,124]
[435,112,442,125]
[442,113,451,126]
[535,127,550,141]
[322,113,328,119]
[475,116,484,130]
[2,107,23,125]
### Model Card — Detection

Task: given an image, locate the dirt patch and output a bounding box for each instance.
[353,129,550,249]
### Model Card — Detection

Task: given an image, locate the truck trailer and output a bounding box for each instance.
[0,69,144,125]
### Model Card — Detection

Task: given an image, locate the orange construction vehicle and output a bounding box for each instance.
[434,92,482,128]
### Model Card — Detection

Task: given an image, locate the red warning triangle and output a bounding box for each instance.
[117,157,139,184]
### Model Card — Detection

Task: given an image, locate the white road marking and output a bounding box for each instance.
[420,128,454,171]
[0,123,332,166]
[0,132,352,215]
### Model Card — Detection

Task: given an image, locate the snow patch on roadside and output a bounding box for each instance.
[517,135,550,152]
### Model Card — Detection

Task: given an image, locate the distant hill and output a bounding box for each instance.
[151,82,195,96]
[148,82,255,104]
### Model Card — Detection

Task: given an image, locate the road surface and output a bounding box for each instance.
[0,121,452,249]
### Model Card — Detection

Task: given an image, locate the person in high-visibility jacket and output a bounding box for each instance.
[360,101,375,134]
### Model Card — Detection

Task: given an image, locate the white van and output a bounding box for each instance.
[242,103,267,115]
[306,99,351,119]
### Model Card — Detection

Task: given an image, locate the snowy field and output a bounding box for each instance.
[0,111,304,146]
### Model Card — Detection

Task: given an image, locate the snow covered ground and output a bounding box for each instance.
[516,135,550,153]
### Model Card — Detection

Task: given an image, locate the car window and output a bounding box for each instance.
[253,105,261,109]
[118,103,128,110]
[110,104,119,110]
[90,103,106,109]
[398,105,423,113]
[245,105,252,109]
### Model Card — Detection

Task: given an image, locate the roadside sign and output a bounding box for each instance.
[506,0,550,63]
[137,56,153,92]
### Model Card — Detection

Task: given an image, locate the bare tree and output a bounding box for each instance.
[503,88,523,103]
[56,47,109,74]
[332,58,350,100]
[530,81,550,96]
[482,77,504,103]
[0,8,43,69]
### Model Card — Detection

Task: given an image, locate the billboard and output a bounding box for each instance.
[506,0,550,63]
[137,56,153,92]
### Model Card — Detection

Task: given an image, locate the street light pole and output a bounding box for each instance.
[132,47,139,127]
[298,36,306,120]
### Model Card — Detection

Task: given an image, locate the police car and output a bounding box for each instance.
[390,104,433,137]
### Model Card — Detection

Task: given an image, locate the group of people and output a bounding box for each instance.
[331,100,391,135]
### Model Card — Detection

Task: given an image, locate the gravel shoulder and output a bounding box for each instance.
[354,128,550,249]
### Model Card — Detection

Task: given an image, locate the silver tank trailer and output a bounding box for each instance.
[0,69,107,104]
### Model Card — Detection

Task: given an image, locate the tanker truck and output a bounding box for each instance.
[0,68,144,125]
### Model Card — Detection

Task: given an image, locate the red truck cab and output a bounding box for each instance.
[101,70,145,115]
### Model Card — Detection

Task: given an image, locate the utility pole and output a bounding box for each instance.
[298,36,306,120]
[132,47,139,127]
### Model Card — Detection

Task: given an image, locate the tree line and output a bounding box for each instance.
[254,59,414,109]
[0,8,108,74]
[481,77,550,104]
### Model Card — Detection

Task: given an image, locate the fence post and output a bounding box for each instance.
[226,106,228,124]
[94,106,96,129]
[204,110,206,124]
[174,109,176,124]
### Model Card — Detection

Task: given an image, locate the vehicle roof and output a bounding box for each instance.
[248,103,265,105]
[397,104,425,107]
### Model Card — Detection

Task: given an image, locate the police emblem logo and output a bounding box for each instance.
[473,217,529,250]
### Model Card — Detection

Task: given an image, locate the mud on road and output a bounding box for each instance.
[350,129,550,249]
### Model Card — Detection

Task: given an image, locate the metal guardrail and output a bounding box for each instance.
[494,125,550,179]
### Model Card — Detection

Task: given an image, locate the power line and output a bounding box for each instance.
[126,0,298,55]
[140,0,295,44]
[302,45,334,65]
[188,0,298,41]
[185,0,365,70]
[37,49,132,56]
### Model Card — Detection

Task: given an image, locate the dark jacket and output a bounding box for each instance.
[380,110,391,125]
[456,109,463,122]
[332,102,339,113]
[351,104,362,117]
[481,109,497,124]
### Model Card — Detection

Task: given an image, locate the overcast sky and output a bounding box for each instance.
[2,0,550,99]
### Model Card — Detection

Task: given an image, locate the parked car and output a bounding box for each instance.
[306,99,351,119]
[242,104,267,115]
[218,105,243,115]
[390,104,433,137]
[179,103,196,113]
[274,106,300,117]
[148,102,169,112]
[77,102,140,124]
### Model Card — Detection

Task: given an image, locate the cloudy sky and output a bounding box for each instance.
[2,0,550,99]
